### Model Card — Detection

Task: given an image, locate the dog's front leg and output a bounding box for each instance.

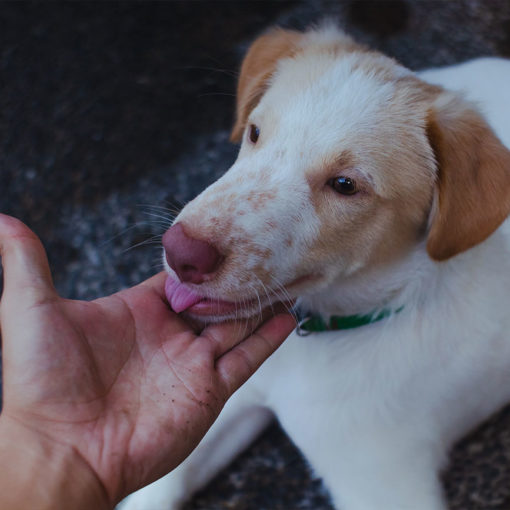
[326,453,446,510]
[285,417,448,510]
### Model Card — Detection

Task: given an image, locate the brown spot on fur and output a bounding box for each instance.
[265,220,278,231]
[183,213,235,254]
[218,238,274,288]
[230,27,371,144]
[230,28,303,143]
[201,191,240,216]
[248,259,275,287]
[246,189,277,211]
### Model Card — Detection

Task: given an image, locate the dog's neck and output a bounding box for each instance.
[297,245,437,319]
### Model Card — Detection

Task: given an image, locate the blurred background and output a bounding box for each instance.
[1,1,510,508]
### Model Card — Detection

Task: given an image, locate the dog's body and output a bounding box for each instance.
[123,27,510,510]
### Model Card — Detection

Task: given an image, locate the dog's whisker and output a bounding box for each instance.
[233,299,239,337]
[269,276,299,322]
[137,203,179,211]
[171,65,239,78]
[122,235,164,254]
[138,203,182,217]
[249,283,264,326]
[149,262,165,272]
[139,211,175,225]
[138,208,176,220]
[256,290,264,325]
[253,275,276,318]
[242,294,250,339]
[164,197,187,210]
[269,274,293,303]
[197,92,236,99]
[99,223,157,248]
[239,299,248,340]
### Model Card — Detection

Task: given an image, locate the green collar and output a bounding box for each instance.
[297,307,403,335]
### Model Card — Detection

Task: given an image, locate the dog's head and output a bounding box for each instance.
[162,26,510,323]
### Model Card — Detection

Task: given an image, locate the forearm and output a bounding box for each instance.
[0,416,111,510]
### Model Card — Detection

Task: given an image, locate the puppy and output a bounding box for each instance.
[123,25,510,510]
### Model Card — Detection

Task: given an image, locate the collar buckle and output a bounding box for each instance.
[296,316,314,336]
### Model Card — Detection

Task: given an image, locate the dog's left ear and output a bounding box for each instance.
[426,93,510,260]
[230,28,303,143]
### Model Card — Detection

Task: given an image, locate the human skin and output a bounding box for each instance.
[0,214,295,509]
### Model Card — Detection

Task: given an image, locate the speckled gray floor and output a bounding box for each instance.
[2,1,510,509]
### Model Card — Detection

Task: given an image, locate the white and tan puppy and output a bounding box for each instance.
[123,25,510,510]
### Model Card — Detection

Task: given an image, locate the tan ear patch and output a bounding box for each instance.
[230,28,303,143]
[426,95,510,260]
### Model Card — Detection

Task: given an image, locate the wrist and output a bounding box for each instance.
[0,414,111,510]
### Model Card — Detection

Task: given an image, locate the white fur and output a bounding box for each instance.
[122,35,510,510]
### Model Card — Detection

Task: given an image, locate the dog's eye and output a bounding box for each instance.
[249,124,260,144]
[329,176,358,195]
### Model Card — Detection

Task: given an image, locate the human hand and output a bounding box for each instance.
[0,214,295,509]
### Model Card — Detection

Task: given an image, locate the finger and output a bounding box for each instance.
[198,316,261,358]
[0,214,57,307]
[198,301,297,358]
[216,313,296,394]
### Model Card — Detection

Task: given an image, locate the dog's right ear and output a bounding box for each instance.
[230,28,303,143]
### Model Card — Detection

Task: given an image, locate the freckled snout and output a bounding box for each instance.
[163,223,223,284]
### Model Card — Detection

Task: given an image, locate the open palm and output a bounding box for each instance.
[0,214,295,506]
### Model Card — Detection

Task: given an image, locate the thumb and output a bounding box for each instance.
[0,214,57,309]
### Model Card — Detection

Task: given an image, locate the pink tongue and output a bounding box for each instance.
[165,277,204,313]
